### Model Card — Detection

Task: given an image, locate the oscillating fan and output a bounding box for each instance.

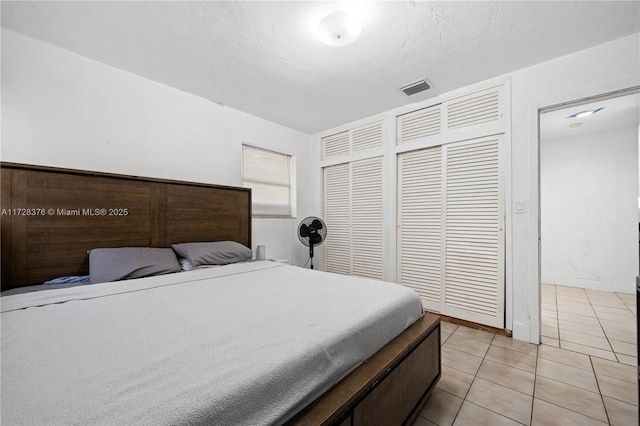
[297,216,327,269]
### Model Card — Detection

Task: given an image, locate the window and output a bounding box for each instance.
[242,145,295,217]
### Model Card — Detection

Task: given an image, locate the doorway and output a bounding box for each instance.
[539,89,639,362]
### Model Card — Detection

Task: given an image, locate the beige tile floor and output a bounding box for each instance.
[417,284,637,425]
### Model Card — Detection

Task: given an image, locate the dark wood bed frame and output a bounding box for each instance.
[1,162,251,290]
[0,162,440,425]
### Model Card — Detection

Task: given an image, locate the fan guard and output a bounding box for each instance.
[297,216,327,269]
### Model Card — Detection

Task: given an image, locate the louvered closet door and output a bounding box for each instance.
[397,135,504,328]
[441,135,504,328]
[397,104,442,144]
[323,163,351,274]
[352,122,383,152]
[351,157,384,279]
[447,87,501,130]
[322,131,350,159]
[397,147,443,312]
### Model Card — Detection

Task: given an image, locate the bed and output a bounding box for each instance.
[1,162,441,425]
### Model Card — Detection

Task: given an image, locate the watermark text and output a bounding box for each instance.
[1,208,129,217]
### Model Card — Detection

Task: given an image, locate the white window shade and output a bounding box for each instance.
[242,146,293,217]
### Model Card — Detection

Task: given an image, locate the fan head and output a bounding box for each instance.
[297,216,327,247]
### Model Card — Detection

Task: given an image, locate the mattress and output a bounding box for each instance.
[1,261,423,425]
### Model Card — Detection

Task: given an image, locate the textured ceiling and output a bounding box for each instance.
[2,1,639,134]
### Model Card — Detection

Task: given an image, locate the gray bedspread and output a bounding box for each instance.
[1,261,423,425]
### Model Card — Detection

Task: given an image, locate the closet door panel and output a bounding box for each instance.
[323,163,351,274]
[352,157,384,279]
[397,146,443,312]
[440,135,504,328]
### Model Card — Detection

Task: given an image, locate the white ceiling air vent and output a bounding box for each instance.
[401,80,431,96]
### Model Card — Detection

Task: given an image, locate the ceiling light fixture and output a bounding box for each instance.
[567,107,605,119]
[317,11,362,47]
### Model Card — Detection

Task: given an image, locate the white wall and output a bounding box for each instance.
[313,32,640,343]
[1,29,315,265]
[510,33,639,343]
[541,127,638,292]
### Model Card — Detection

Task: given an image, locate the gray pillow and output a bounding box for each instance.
[89,247,182,284]
[171,241,252,267]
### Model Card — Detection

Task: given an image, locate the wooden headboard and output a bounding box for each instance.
[1,162,251,290]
